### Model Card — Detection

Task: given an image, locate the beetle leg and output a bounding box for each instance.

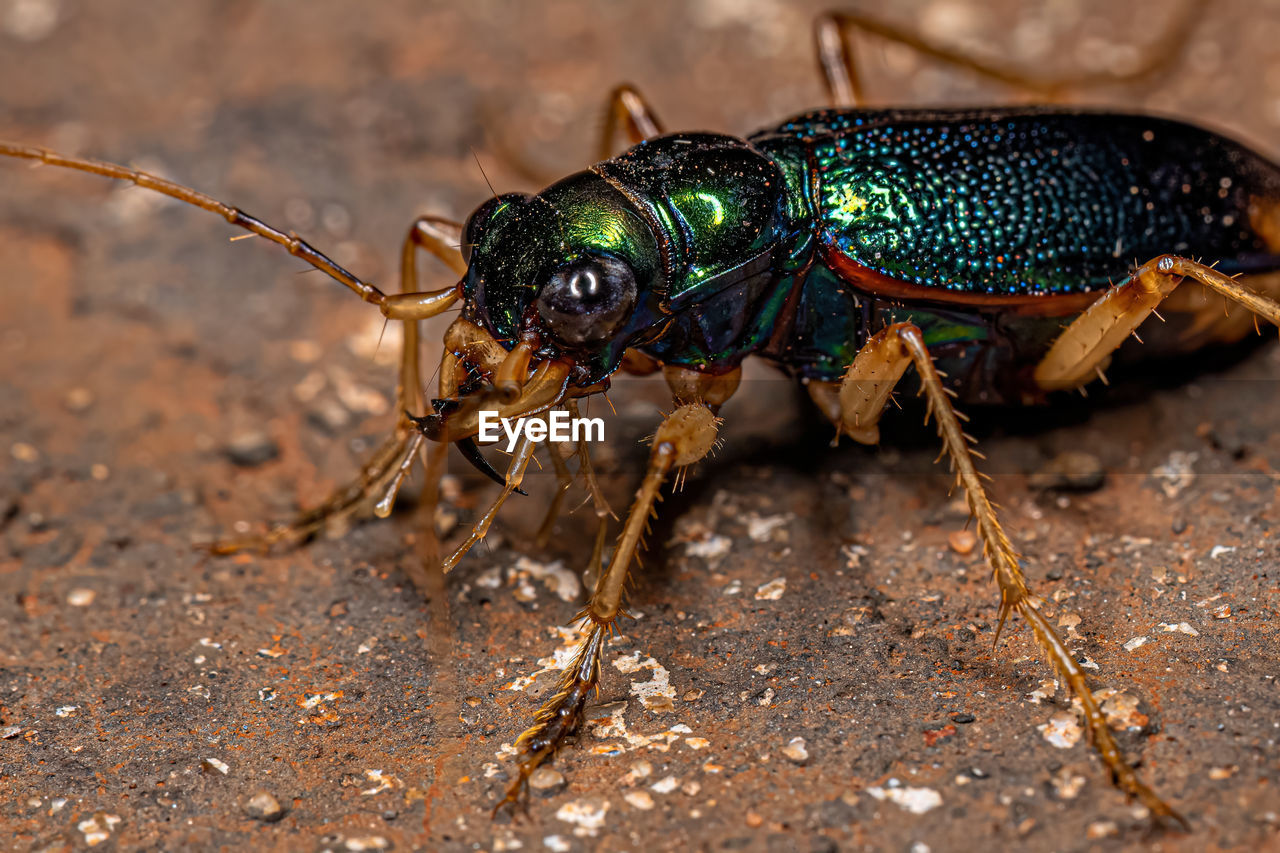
[495,401,722,815]
[212,216,465,558]
[535,439,577,548]
[1036,255,1280,390]
[598,84,666,161]
[441,434,537,573]
[813,1,1204,106]
[837,322,1187,828]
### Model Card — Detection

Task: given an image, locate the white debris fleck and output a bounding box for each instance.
[613,652,677,712]
[722,579,742,596]
[623,760,652,784]
[543,836,572,853]
[77,813,121,847]
[55,705,78,718]
[67,588,96,607]
[1123,636,1149,652]
[624,789,655,810]
[491,831,522,851]
[198,637,222,649]
[754,577,787,600]
[1038,710,1083,748]
[781,736,809,764]
[202,757,229,775]
[841,544,869,568]
[650,775,679,794]
[357,637,378,654]
[747,513,792,542]
[866,785,942,814]
[513,556,581,602]
[1,725,21,739]
[362,769,401,796]
[256,646,285,658]
[1152,451,1197,498]
[299,692,340,709]
[343,836,390,851]
[686,533,732,561]
[1027,680,1058,703]
[1051,767,1087,800]
[555,797,610,837]
[684,737,710,750]
[1210,545,1237,559]
[1159,622,1200,636]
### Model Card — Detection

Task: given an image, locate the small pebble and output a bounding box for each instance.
[225,430,280,467]
[67,588,96,607]
[1029,451,1105,492]
[65,387,95,412]
[781,736,809,764]
[624,790,655,810]
[528,767,566,795]
[947,529,977,555]
[201,757,229,775]
[745,811,764,828]
[949,712,975,724]
[10,442,39,463]
[244,791,285,822]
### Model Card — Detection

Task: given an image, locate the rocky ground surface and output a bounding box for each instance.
[1,0,1278,850]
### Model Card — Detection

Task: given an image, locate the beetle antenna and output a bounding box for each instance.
[470,147,498,199]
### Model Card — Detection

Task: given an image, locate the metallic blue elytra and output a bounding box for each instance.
[462,108,1280,401]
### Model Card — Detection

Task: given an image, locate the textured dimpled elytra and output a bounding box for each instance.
[754,109,1280,295]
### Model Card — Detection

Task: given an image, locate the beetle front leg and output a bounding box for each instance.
[1036,254,1280,390]
[212,216,464,558]
[495,399,722,816]
[837,322,1187,828]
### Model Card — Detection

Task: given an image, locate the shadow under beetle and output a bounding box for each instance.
[5,1,1275,827]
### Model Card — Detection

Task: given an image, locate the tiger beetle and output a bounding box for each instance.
[2,2,1273,829]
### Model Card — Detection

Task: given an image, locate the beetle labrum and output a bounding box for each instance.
[3,5,1275,827]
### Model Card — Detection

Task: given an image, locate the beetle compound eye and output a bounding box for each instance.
[535,254,637,345]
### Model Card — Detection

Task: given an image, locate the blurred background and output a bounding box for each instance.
[2,1,1279,850]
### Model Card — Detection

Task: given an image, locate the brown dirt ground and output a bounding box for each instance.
[1,1,1278,850]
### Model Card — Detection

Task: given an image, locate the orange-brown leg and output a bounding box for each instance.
[814,1,1205,106]
[212,215,466,554]
[597,84,665,161]
[495,392,724,814]
[838,322,1186,827]
[1035,255,1280,390]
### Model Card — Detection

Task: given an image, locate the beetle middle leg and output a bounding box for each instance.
[831,322,1187,826]
[211,215,467,557]
[1036,255,1280,390]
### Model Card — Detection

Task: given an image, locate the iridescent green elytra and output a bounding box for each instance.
[463,107,1280,403]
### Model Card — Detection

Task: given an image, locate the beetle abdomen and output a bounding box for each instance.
[753,109,1280,297]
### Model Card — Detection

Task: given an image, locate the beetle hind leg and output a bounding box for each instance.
[1036,254,1280,390]
[836,322,1187,827]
